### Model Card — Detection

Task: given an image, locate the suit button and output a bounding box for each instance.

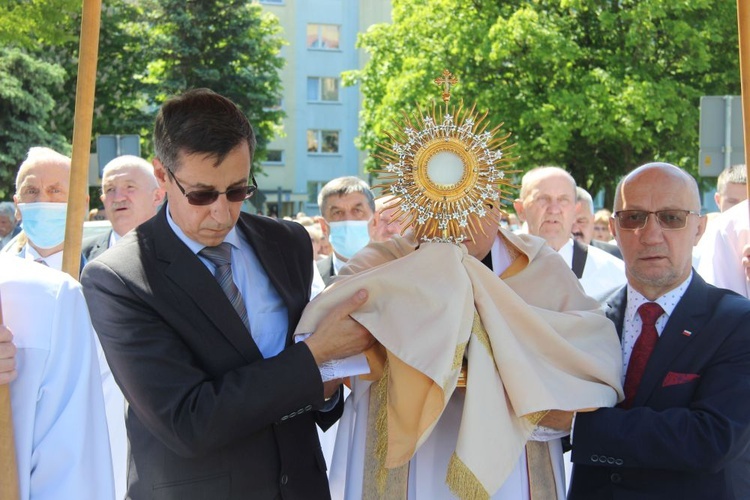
[615,459,623,466]
[305,405,312,411]
[280,474,288,485]
[607,457,615,464]
[590,455,599,462]
[610,473,622,483]
[599,456,608,463]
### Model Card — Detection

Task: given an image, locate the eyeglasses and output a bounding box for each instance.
[166,168,257,206]
[613,210,701,230]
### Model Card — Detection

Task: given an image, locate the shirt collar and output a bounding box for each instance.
[556,238,574,267]
[165,201,241,255]
[625,272,693,323]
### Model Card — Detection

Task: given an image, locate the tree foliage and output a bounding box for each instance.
[0,47,68,198]
[144,0,285,160]
[349,0,740,204]
[0,0,285,199]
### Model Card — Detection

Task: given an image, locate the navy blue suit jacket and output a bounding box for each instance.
[568,272,750,499]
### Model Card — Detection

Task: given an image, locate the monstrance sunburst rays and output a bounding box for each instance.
[373,70,518,244]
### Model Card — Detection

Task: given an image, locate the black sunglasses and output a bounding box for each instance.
[166,167,257,206]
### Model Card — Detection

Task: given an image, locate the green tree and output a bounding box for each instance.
[350,0,739,204]
[0,47,68,199]
[144,0,285,167]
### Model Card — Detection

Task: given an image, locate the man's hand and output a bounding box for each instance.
[304,289,375,365]
[539,410,574,431]
[323,379,342,400]
[0,325,17,385]
[742,244,750,281]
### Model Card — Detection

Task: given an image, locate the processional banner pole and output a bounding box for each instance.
[62,0,103,280]
[0,298,19,500]
[737,0,750,205]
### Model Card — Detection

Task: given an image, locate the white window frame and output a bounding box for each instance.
[307,23,341,50]
[307,77,340,103]
[307,129,340,154]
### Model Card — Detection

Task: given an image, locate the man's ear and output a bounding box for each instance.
[12,194,20,222]
[609,216,618,241]
[714,192,721,209]
[317,216,330,238]
[513,200,525,222]
[153,159,168,188]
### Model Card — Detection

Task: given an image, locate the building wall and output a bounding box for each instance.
[257,0,391,216]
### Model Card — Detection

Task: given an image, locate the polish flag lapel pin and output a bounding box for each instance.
[681,330,693,337]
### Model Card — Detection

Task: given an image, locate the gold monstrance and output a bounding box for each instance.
[373,69,517,243]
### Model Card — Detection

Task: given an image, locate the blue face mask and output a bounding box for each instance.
[328,220,371,259]
[17,202,68,249]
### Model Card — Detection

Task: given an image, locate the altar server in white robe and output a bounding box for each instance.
[0,254,114,500]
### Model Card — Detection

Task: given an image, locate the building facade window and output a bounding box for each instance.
[307,77,339,102]
[306,23,340,50]
[307,130,339,154]
[263,149,284,164]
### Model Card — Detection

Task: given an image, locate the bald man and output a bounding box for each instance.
[82,155,164,261]
[567,163,750,499]
[514,166,625,300]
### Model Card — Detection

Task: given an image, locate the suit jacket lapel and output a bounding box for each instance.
[604,287,628,341]
[236,215,297,343]
[633,274,710,407]
[153,206,263,363]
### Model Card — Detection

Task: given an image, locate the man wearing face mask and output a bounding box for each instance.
[4,147,88,272]
[316,176,375,287]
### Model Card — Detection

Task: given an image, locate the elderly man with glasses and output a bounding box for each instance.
[566,163,750,500]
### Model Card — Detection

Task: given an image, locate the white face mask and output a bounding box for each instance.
[327,220,371,259]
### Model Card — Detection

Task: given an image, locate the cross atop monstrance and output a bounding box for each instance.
[434,69,458,104]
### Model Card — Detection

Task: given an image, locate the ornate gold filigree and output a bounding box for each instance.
[373,70,518,243]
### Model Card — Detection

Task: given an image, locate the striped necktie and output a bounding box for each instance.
[199,243,250,333]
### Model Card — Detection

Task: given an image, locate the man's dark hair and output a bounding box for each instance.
[153,88,256,172]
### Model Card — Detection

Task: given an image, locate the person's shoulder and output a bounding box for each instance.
[0,253,79,294]
[239,213,308,241]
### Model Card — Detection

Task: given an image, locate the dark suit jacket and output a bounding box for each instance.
[81,229,112,262]
[81,206,339,500]
[316,254,335,288]
[568,273,750,499]
[590,239,623,260]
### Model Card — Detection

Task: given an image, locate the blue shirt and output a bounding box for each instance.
[166,205,289,358]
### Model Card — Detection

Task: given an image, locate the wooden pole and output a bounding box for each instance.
[738,0,750,204]
[0,299,20,500]
[62,0,103,280]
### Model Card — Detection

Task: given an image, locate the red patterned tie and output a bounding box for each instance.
[622,302,664,409]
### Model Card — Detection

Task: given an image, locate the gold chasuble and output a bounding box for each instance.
[295,71,623,499]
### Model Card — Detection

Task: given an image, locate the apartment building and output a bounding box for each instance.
[257,0,391,216]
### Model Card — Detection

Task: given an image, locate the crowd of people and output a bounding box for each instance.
[0,87,749,500]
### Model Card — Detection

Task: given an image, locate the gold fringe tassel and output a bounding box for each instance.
[446,452,490,500]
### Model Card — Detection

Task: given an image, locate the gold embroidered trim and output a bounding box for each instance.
[524,410,549,426]
[472,311,492,356]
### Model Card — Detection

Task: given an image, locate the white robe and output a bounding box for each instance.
[696,200,749,298]
[1,255,114,500]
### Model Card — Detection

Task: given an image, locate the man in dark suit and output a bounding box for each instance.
[315,176,375,287]
[82,155,164,262]
[572,186,622,260]
[565,162,750,499]
[81,89,374,500]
